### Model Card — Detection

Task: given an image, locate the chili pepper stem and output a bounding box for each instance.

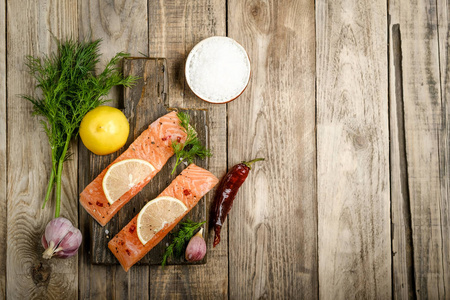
[242,158,265,169]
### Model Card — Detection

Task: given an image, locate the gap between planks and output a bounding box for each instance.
[389,20,416,299]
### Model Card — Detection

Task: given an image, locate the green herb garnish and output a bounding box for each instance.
[171,112,212,175]
[23,38,138,217]
[161,219,206,267]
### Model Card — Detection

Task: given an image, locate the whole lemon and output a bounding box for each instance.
[80,106,129,155]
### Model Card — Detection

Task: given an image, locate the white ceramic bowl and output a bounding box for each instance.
[185,36,251,104]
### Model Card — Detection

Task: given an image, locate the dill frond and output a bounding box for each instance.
[170,112,212,174]
[23,37,138,217]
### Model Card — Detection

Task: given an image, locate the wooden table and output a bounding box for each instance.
[1,0,448,299]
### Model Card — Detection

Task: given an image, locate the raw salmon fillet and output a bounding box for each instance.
[80,111,187,226]
[108,164,218,271]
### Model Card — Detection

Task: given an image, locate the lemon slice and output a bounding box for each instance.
[137,196,188,245]
[102,159,156,205]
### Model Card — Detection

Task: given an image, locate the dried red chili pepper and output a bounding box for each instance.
[211,158,264,247]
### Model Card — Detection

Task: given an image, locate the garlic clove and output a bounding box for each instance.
[43,217,73,246]
[58,229,82,251]
[55,228,82,257]
[42,217,82,259]
[55,247,80,259]
[185,228,206,262]
[41,234,48,249]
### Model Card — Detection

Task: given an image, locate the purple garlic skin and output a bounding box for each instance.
[42,217,82,259]
[185,228,206,262]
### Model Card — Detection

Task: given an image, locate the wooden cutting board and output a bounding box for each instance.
[78,58,209,265]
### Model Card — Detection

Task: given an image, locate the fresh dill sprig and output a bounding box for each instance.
[23,38,138,217]
[161,220,206,267]
[171,112,212,174]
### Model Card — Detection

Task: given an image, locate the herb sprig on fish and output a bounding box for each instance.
[171,112,212,174]
[23,38,138,217]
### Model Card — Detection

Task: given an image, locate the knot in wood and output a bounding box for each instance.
[352,134,367,150]
[248,1,267,20]
[251,4,260,17]
[247,0,270,33]
[31,262,51,286]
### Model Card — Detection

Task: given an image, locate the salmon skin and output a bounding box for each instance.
[109,164,218,271]
[80,111,187,226]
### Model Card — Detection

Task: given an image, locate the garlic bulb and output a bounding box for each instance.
[41,217,82,259]
[185,228,206,262]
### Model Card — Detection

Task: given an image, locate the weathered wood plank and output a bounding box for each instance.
[148,0,228,299]
[77,0,149,298]
[389,0,450,298]
[0,0,6,297]
[6,0,79,298]
[437,0,450,295]
[78,140,111,299]
[316,0,391,298]
[78,0,148,107]
[389,23,416,300]
[227,0,317,299]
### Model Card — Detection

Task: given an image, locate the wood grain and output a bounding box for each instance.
[2,0,449,298]
[389,0,450,298]
[6,0,79,298]
[437,0,450,296]
[148,0,229,299]
[0,0,6,297]
[79,0,148,107]
[78,140,111,299]
[227,0,317,299]
[77,1,149,299]
[389,23,416,300]
[316,0,391,299]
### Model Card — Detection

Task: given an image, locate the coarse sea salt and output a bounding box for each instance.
[185,37,251,103]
